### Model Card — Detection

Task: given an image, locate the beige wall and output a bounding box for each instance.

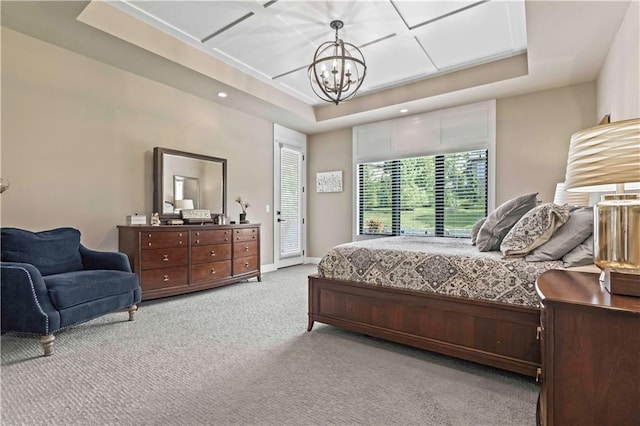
[597,1,639,121]
[496,82,596,205]
[307,82,596,257]
[0,28,275,264]
[307,128,353,259]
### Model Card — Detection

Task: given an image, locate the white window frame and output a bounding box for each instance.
[352,100,496,240]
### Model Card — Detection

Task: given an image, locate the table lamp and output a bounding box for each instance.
[174,199,194,212]
[564,118,640,297]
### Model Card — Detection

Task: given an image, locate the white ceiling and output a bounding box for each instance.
[0,1,633,134]
[111,0,528,105]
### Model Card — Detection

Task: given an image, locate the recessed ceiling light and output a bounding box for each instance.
[400,108,408,113]
[217,92,228,98]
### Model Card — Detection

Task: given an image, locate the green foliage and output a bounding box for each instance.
[359,150,487,235]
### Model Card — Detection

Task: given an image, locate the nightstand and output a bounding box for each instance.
[535,270,640,426]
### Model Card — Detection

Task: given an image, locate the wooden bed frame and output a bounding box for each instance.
[308,274,541,377]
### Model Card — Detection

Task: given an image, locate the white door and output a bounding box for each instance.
[274,124,306,269]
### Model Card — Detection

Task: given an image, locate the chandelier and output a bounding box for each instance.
[308,20,367,105]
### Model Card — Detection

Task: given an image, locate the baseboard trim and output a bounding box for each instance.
[305,257,321,265]
[260,264,276,274]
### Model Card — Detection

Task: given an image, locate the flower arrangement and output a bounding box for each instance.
[366,218,384,234]
[235,196,250,214]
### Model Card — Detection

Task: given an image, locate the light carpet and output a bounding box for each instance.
[1,264,538,425]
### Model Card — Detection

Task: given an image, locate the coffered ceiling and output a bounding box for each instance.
[109,0,527,105]
[0,1,633,134]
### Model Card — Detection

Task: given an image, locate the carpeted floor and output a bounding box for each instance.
[1,264,538,425]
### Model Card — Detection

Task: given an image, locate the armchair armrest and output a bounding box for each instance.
[79,245,132,272]
[1,262,61,334]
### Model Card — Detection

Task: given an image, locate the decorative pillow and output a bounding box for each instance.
[500,203,571,257]
[0,227,83,276]
[476,193,538,252]
[470,217,486,246]
[525,207,593,261]
[562,235,594,267]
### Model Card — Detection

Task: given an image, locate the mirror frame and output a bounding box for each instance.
[153,147,227,220]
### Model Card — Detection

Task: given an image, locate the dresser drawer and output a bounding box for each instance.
[192,244,232,264]
[141,266,188,290]
[141,247,188,270]
[233,240,258,259]
[192,260,232,284]
[234,255,258,275]
[191,229,232,246]
[141,231,186,249]
[234,227,258,242]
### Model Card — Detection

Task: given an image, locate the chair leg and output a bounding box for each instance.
[127,304,138,321]
[40,334,55,356]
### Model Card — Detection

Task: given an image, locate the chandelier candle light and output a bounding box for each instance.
[308,20,367,105]
[564,118,640,297]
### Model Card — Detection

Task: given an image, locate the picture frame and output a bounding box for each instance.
[316,170,343,193]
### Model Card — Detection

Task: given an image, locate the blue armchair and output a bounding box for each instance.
[1,227,141,356]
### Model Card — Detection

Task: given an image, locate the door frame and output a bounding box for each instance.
[273,123,307,269]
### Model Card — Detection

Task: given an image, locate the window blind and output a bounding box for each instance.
[280,147,302,256]
[358,149,487,237]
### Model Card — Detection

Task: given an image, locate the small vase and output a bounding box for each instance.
[239,213,247,223]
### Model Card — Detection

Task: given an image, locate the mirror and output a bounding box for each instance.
[153,147,227,219]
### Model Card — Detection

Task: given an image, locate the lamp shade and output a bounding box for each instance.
[564,118,640,192]
[174,199,194,210]
[553,182,589,206]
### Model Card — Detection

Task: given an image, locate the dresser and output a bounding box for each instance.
[118,224,260,300]
[535,270,640,426]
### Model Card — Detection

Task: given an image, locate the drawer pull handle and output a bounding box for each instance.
[196,240,200,244]
[244,262,249,268]
[210,268,216,274]
[196,232,200,236]
[252,236,256,239]
[244,246,249,252]
[210,250,216,257]
[225,238,228,242]
[536,368,542,383]
[148,234,152,238]
[163,255,169,261]
[179,233,183,237]
[148,242,152,247]
[163,275,169,282]
[179,241,183,245]
[536,326,542,340]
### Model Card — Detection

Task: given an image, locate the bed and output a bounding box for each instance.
[307,236,565,377]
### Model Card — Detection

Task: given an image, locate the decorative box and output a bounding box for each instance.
[126,214,147,226]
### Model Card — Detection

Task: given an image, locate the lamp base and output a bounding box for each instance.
[601,269,640,297]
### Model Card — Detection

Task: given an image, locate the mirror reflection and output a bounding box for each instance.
[153,148,227,219]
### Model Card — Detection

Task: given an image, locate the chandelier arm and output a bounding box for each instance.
[308,20,366,105]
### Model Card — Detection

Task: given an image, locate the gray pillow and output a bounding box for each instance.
[525,207,593,261]
[476,193,538,252]
[470,217,486,246]
[562,235,594,267]
[501,203,571,257]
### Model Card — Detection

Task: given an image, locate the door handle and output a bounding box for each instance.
[277,218,287,222]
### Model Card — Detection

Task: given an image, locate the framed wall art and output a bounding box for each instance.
[316,170,343,193]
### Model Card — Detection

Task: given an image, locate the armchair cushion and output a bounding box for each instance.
[1,227,83,276]
[44,270,139,310]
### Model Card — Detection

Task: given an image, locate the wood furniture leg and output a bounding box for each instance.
[40,334,55,356]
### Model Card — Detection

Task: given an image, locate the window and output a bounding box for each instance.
[358,149,487,237]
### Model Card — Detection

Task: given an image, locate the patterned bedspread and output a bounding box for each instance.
[317,236,563,307]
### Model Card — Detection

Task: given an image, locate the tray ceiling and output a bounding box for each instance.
[111,0,528,105]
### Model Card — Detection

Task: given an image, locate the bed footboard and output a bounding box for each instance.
[308,274,541,377]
